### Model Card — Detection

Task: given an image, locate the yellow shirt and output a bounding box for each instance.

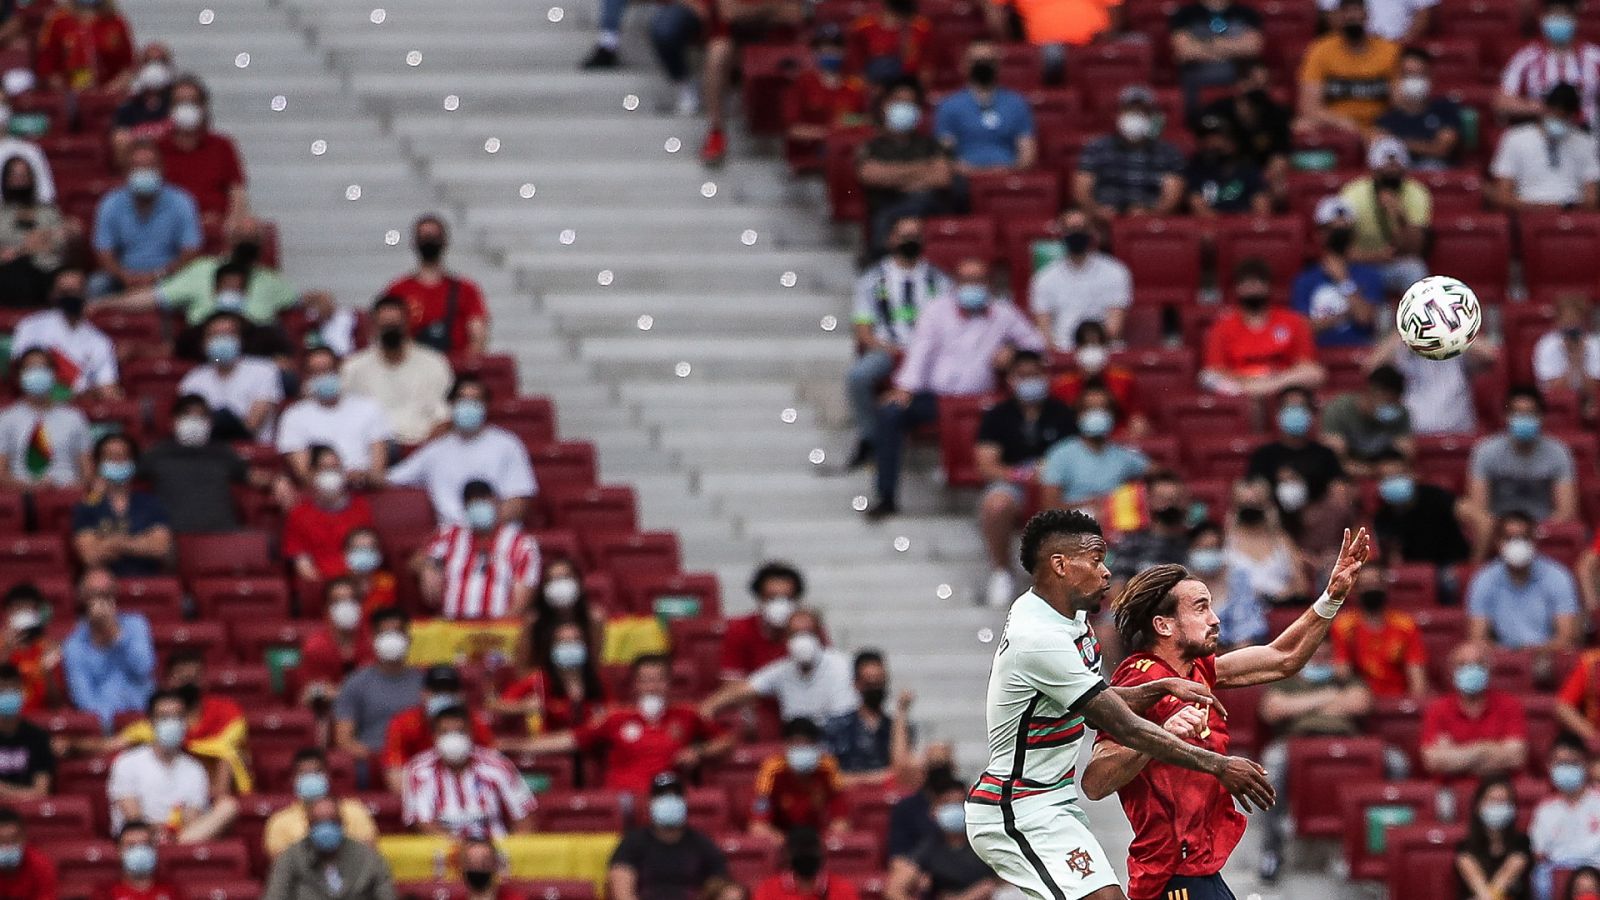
[1339,177,1433,256]
[264,799,380,858]
[1299,35,1401,130]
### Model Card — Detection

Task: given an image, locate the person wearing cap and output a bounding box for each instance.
[703,609,857,727]
[112,58,174,152]
[1290,196,1383,348]
[1185,114,1271,216]
[933,41,1037,174]
[1496,0,1600,128]
[1339,135,1431,292]
[1168,0,1263,116]
[380,664,497,793]
[263,748,379,859]
[175,309,283,443]
[720,562,820,681]
[1073,85,1186,221]
[1201,257,1325,398]
[1030,208,1132,351]
[1375,47,1462,169]
[1491,82,1600,212]
[607,773,730,900]
[1295,0,1401,135]
[783,25,869,163]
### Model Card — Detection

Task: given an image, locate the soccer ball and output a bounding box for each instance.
[1396,275,1483,361]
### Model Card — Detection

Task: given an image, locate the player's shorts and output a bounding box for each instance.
[1151,873,1236,900]
[966,799,1119,900]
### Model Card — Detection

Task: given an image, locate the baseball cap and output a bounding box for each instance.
[1366,135,1410,170]
[423,665,462,691]
[650,772,684,796]
[1314,195,1355,227]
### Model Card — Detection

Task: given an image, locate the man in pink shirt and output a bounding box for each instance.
[866,256,1045,518]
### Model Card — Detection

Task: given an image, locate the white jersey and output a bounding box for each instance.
[972,590,1107,812]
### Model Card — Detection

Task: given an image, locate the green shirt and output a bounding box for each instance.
[157,256,299,326]
[1339,177,1432,257]
[1320,391,1409,462]
[1269,674,1362,737]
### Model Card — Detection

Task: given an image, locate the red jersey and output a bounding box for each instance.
[156,132,245,219]
[281,496,374,578]
[500,670,600,732]
[1203,309,1316,379]
[382,707,497,770]
[297,626,373,687]
[844,13,932,78]
[91,882,182,900]
[753,873,860,900]
[751,755,848,832]
[358,572,399,616]
[381,273,489,356]
[1050,366,1141,418]
[1420,691,1528,784]
[1557,649,1600,729]
[1100,652,1244,900]
[425,523,541,620]
[5,641,55,713]
[1329,611,1425,698]
[720,615,831,679]
[782,71,868,130]
[36,10,133,89]
[0,846,57,900]
[575,704,720,795]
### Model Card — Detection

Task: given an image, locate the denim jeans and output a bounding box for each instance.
[847,349,896,443]
[873,390,939,504]
[599,0,627,32]
[649,3,701,82]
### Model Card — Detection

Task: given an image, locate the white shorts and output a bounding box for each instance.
[966,799,1119,900]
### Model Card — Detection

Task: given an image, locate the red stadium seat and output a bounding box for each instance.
[1067,41,1155,113]
[117,577,186,624]
[504,880,598,900]
[367,488,437,536]
[152,621,229,664]
[1386,822,1467,900]
[160,840,251,881]
[491,396,558,447]
[205,664,277,708]
[191,577,292,623]
[12,795,94,842]
[1386,564,1438,609]
[937,395,992,489]
[175,531,275,579]
[1427,213,1512,304]
[1184,435,1259,481]
[0,534,67,572]
[528,442,598,493]
[356,792,404,832]
[968,171,1061,220]
[685,786,734,833]
[534,789,627,832]
[46,839,122,899]
[1413,169,1487,216]
[824,126,874,223]
[717,833,783,884]
[589,531,681,586]
[1340,779,1439,880]
[634,572,723,621]
[1109,217,1202,295]
[243,708,317,756]
[1367,696,1425,772]
[1212,216,1307,296]
[924,215,999,271]
[184,880,263,900]
[1520,211,1600,294]
[396,882,468,900]
[452,354,518,400]
[549,486,639,538]
[1161,393,1251,435]
[229,620,323,665]
[824,831,883,875]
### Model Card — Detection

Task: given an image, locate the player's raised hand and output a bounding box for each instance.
[1324,526,1373,603]
[1215,757,1275,812]
[1161,705,1208,739]
[1147,677,1216,707]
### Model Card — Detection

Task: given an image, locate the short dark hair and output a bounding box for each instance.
[1112,563,1193,651]
[1278,385,1314,408]
[1547,82,1582,115]
[1145,469,1183,491]
[881,75,924,105]
[1371,448,1408,465]
[853,650,885,676]
[750,562,806,599]
[631,653,670,681]
[448,373,487,403]
[1498,510,1536,533]
[1367,364,1406,396]
[1400,46,1432,65]
[165,647,205,672]
[200,309,246,334]
[92,432,137,465]
[308,444,339,469]
[292,747,327,768]
[1507,385,1545,412]
[371,294,409,317]
[117,820,153,843]
[1188,519,1223,543]
[1232,256,1274,285]
[414,213,448,236]
[1073,319,1109,347]
[1,584,39,608]
[461,479,496,502]
[782,717,822,741]
[212,262,248,287]
[172,393,210,419]
[0,664,20,683]
[369,606,408,631]
[1010,349,1044,370]
[1019,509,1103,572]
[1552,732,1588,757]
[304,345,339,369]
[147,688,186,716]
[0,808,19,829]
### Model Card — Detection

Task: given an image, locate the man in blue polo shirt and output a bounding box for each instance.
[1467,511,1581,651]
[933,41,1036,173]
[91,140,202,296]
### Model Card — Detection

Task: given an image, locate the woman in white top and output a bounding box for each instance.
[1223,477,1308,605]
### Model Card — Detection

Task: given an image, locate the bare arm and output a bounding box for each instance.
[607,865,640,900]
[1580,550,1600,612]
[1489,852,1530,897]
[974,443,1009,484]
[1079,704,1208,800]
[884,857,926,900]
[700,680,759,719]
[1551,478,1579,523]
[1153,174,1186,215]
[1406,663,1429,700]
[333,719,370,759]
[1457,852,1496,900]
[1557,700,1599,746]
[1112,676,1215,714]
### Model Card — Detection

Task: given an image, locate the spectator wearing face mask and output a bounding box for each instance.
[526,557,605,665]
[106,218,302,329]
[1291,196,1382,349]
[885,779,995,900]
[886,754,958,861]
[1528,737,1600,896]
[380,665,496,794]
[0,807,55,898]
[1294,0,1401,135]
[416,480,541,620]
[388,374,537,526]
[91,141,201,296]
[1329,562,1428,698]
[278,347,393,488]
[1185,114,1272,216]
[1110,472,1195,582]
[1048,323,1148,435]
[782,25,869,165]
[1200,258,1325,398]
[13,267,118,398]
[341,527,399,615]
[608,773,729,900]
[1493,83,1600,212]
[496,620,605,738]
[756,828,859,900]
[401,704,535,838]
[455,837,517,900]
[297,579,374,707]
[1462,389,1579,553]
[823,650,916,785]
[975,350,1077,606]
[1534,293,1600,420]
[867,257,1045,519]
[1498,0,1600,128]
[1039,384,1149,509]
[722,562,814,681]
[94,820,183,900]
[71,434,171,578]
[1467,512,1581,651]
[0,159,64,307]
[0,664,53,799]
[1371,450,1471,570]
[751,719,849,841]
[1339,137,1431,293]
[1319,365,1411,477]
[1074,85,1186,222]
[382,214,489,357]
[283,446,374,583]
[138,395,248,534]
[1168,0,1263,116]
[157,75,247,226]
[0,108,56,214]
[333,608,422,770]
[1197,59,1291,182]
[0,346,92,490]
[63,568,155,732]
[1247,387,1346,510]
[1031,209,1132,350]
[113,59,174,151]
[1185,521,1266,649]
[113,650,249,796]
[856,78,959,256]
[934,41,1037,175]
[1423,641,1530,783]
[342,294,453,446]
[845,0,932,86]
[1376,48,1461,169]
[176,311,282,443]
[264,796,395,900]
[1458,779,1533,900]
[107,689,239,842]
[704,610,857,726]
[1223,478,1308,605]
[1,586,61,714]
[36,0,134,92]
[263,748,379,859]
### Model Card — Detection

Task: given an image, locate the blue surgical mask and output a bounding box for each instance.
[308,821,343,853]
[1479,802,1515,830]
[1543,14,1576,44]
[1277,405,1313,437]
[1013,377,1048,404]
[1509,412,1541,442]
[1078,408,1114,438]
[0,845,20,869]
[1301,662,1335,684]
[885,101,921,133]
[99,460,135,484]
[649,793,688,828]
[1187,547,1225,575]
[128,168,162,196]
[0,691,22,718]
[551,640,588,669]
[1545,117,1572,139]
[309,373,340,402]
[295,771,330,802]
[18,366,52,397]
[786,744,822,774]
[205,333,241,364]
[122,844,157,876]
[816,52,844,73]
[1374,403,1404,424]
[453,398,487,432]
[425,694,458,718]
[1378,475,1415,505]
[1454,663,1489,696]
[345,546,381,575]
[153,717,187,749]
[465,500,498,531]
[935,802,966,833]
[956,284,989,311]
[1552,762,1587,794]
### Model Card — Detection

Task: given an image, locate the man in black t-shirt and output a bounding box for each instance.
[885,780,999,899]
[0,664,54,798]
[606,774,727,900]
[1247,386,1346,511]
[138,394,249,534]
[1197,59,1292,189]
[856,77,961,256]
[1372,449,1471,569]
[1169,0,1263,114]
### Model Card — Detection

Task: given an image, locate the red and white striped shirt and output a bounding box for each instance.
[426,523,541,620]
[401,746,535,838]
[1501,41,1600,125]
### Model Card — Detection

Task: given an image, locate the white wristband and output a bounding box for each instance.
[1311,591,1341,619]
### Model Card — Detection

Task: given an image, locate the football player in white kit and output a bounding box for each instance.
[966,509,1277,900]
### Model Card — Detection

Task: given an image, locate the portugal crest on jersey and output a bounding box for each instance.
[1075,630,1102,671]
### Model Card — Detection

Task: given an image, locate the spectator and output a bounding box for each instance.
[887,756,959,861]
[1200,258,1325,397]
[133,649,252,794]
[1456,778,1533,900]
[1291,196,1383,349]
[1048,322,1150,437]
[975,350,1077,605]
[1320,365,1412,476]
[0,807,55,898]
[91,142,202,295]
[704,610,857,726]
[608,773,730,900]
[1496,0,1600,127]
[1330,562,1428,698]
[753,827,860,900]
[1316,0,1435,41]
[263,748,379,858]
[1030,209,1132,350]
[866,257,1044,518]
[1492,83,1600,212]
[1367,328,1492,435]
[846,216,952,468]
[1534,294,1600,418]
[1169,0,1262,115]
[1567,868,1600,900]
[71,434,172,577]
[884,776,996,900]
[1247,387,1346,509]
[1468,512,1581,651]
[342,527,399,614]
[1039,383,1150,508]
[1224,478,1309,605]
[2,586,62,713]
[1376,47,1462,168]
[1422,642,1529,782]
[782,26,869,159]
[93,820,183,900]
[12,268,118,397]
[416,480,540,620]
[933,41,1037,173]
[400,704,534,837]
[824,650,914,783]
[0,347,92,489]
[1110,472,1194,582]
[283,446,374,582]
[0,665,51,798]
[855,78,958,255]
[139,395,249,534]
[111,59,173,153]
[342,294,453,445]
[526,556,606,661]
[751,718,848,840]
[297,579,372,706]
[1073,85,1186,221]
[1294,0,1402,135]
[0,157,65,306]
[107,218,301,328]
[381,214,490,357]
[496,620,605,735]
[388,374,537,526]
[333,608,421,767]
[62,569,155,731]
[1186,520,1267,649]
[176,310,282,442]
[1340,136,1431,293]
[1186,114,1271,216]
[845,0,932,86]
[705,0,810,165]
[1463,388,1579,546]
[107,689,239,841]
[1529,737,1600,894]
[1196,59,1291,185]
[263,796,396,900]
[35,0,133,91]
[379,664,496,793]
[0,104,57,209]
[157,75,247,226]
[721,562,810,681]
[456,837,514,900]
[1371,450,1471,569]
[277,347,393,487]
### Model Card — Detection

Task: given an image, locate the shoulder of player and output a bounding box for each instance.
[1108,651,1173,685]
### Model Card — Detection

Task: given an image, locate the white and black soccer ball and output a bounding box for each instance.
[1396,275,1483,361]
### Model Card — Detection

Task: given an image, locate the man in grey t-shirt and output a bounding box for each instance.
[333,607,422,779]
[1463,387,1579,554]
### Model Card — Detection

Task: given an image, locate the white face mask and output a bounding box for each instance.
[637,693,666,721]
[436,731,472,764]
[788,632,822,665]
[1117,111,1152,142]
[312,469,344,497]
[153,717,187,749]
[543,577,580,608]
[174,415,211,447]
[373,631,410,662]
[328,599,362,631]
[1398,75,1430,103]
[7,609,38,633]
[761,597,797,629]
[1275,480,1309,512]
[170,102,203,131]
[1500,538,1535,569]
[1075,344,1108,373]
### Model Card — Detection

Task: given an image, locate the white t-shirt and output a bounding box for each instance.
[387,426,537,525]
[1530,791,1600,865]
[340,346,453,444]
[1490,124,1600,207]
[1532,329,1600,384]
[1315,0,1437,40]
[748,649,859,725]
[1395,350,1476,434]
[276,395,394,472]
[11,310,117,392]
[106,745,211,834]
[1028,252,1132,349]
[177,357,283,440]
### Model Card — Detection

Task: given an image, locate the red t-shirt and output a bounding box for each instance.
[0,846,57,900]
[381,273,489,356]
[575,705,720,795]
[6,641,55,713]
[1203,309,1316,379]
[156,132,246,219]
[1100,652,1244,900]
[297,626,373,687]
[382,707,497,770]
[754,874,860,900]
[844,14,932,77]
[91,881,182,900]
[752,755,848,832]
[1330,611,1425,698]
[1557,650,1600,729]
[1420,691,1528,782]
[36,10,133,89]
[719,615,788,680]
[783,71,868,130]
[281,496,374,578]
[1049,366,1142,417]
[500,670,600,732]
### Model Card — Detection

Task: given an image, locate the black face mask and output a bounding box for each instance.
[2,184,34,205]
[174,682,201,709]
[893,238,922,260]
[463,871,494,892]
[1359,589,1386,613]
[791,853,824,880]
[55,294,85,318]
[1376,173,1403,191]
[860,686,887,710]
[230,240,260,268]
[1238,293,1270,313]
[1236,506,1267,525]
[1565,327,1586,342]
[378,325,406,351]
[1063,231,1092,255]
[969,60,998,88]
[416,238,445,264]
[1341,22,1366,41]
[886,0,916,13]
[1326,226,1355,255]
[1152,505,1186,527]
[1244,88,1272,106]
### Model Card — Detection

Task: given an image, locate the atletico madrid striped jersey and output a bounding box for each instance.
[970,590,1107,811]
[425,522,541,620]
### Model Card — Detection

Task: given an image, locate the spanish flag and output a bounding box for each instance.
[23,422,49,478]
[1101,481,1150,540]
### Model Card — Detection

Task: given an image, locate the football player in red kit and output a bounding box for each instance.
[1081,527,1370,900]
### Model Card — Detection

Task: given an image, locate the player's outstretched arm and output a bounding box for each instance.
[1078,689,1275,811]
[1113,676,1216,714]
[1216,527,1371,689]
[1080,706,1208,800]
